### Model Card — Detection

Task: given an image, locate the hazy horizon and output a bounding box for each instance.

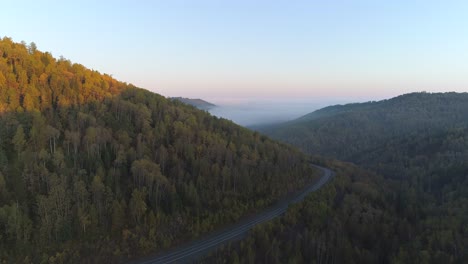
[2,1,468,100]
[199,96,379,126]
[206,99,341,127]
[171,91,456,126]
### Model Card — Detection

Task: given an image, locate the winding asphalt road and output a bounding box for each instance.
[135,165,335,264]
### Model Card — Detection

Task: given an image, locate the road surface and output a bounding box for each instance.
[134,165,335,264]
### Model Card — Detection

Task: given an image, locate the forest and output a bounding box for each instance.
[1,36,466,264]
[261,92,468,159]
[202,157,466,263]
[219,94,468,263]
[0,37,318,263]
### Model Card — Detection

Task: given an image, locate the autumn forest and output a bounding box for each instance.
[0,38,317,262]
[0,36,466,264]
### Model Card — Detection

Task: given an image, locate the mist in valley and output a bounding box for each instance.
[207,98,355,127]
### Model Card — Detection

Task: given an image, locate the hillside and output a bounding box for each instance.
[171,97,216,110]
[259,92,468,160]
[0,37,318,263]
[237,92,468,263]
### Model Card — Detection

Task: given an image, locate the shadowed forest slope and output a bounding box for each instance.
[201,157,467,264]
[242,94,468,263]
[260,92,468,160]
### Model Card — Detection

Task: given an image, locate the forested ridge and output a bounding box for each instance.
[218,94,468,263]
[170,97,216,110]
[260,92,468,159]
[0,37,318,263]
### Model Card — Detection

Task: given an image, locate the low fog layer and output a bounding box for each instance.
[208,99,352,127]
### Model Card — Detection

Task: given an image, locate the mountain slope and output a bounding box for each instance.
[0,38,318,263]
[244,93,468,263]
[260,92,468,159]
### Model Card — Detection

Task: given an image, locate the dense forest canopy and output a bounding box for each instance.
[0,37,131,112]
[0,37,318,263]
[202,158,467,263]
[236,94,468,263]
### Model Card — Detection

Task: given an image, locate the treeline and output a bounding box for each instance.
[0,37,130,112]
[0,38,317,263]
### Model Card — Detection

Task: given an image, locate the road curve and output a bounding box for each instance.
[134,165,335,264]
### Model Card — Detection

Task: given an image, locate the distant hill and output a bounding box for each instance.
[171,97,216,110]
[259,92,468,160]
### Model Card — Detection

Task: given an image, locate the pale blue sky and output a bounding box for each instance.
[2,1,468,101]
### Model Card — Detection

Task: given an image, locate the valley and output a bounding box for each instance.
[1,15,467,263]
